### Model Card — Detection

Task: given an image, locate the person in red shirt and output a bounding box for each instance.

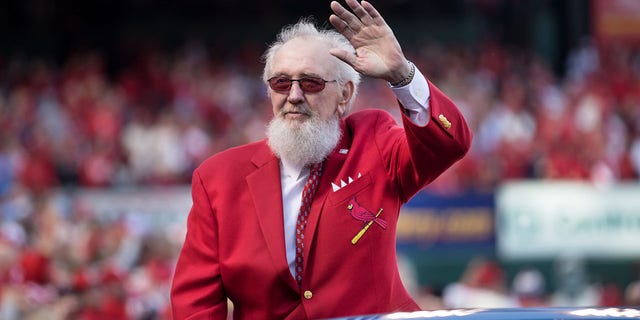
[171,1,472,319]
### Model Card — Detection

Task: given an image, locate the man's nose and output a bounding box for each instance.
[287,81,305,103]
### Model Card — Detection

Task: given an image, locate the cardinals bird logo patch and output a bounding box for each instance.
[347,196,387,245]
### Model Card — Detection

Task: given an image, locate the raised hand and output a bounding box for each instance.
[329,0,411,84]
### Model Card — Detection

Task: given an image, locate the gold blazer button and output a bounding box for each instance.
[303,290,313,299]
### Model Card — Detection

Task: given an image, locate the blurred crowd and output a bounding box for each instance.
[1,38,640,194]
[430,38,640,192]
[1,36,640,319]
[1,190,181,319]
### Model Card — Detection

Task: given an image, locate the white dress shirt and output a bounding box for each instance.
[280,67,431,277]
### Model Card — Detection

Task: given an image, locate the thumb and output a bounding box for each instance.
[330,48,358,69]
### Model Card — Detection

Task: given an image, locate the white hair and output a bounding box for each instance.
[262,18,361,112]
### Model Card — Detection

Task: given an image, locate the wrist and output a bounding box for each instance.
[389,61,415,87]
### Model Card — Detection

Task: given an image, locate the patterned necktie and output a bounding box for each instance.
[294,162,323,287]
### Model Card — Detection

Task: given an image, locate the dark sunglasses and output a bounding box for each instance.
[268,76,336,93]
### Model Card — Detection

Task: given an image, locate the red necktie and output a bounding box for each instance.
[294,162,323,287]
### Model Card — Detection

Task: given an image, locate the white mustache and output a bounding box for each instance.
[280,105,313,117]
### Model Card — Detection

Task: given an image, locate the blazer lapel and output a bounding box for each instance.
[246,142,299,291]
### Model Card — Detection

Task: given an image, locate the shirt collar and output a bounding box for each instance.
[281,157,307,181]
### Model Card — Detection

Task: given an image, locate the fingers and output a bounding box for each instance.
[330,1,361,33]
[347,0,374,25]
[329,14,356,40]
[330,0,377,32]
[361,1,384,24]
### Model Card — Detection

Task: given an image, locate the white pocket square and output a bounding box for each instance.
[332,172,362,192]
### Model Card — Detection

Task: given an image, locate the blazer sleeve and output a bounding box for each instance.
[171,169,228,319]
[389,80,472,201]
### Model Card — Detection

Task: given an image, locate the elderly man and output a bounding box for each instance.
[171,0,472,319]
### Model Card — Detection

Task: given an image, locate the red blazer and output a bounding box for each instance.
[171,82,472,320]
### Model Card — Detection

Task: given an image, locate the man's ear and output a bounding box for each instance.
[338,81,354,116]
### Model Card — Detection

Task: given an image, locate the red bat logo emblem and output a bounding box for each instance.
[347,196,387,229]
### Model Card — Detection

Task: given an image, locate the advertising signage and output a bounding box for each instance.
[497,181,640,260]
[398,191,495,254]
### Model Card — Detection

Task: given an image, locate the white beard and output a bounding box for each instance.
[266,109,342,168]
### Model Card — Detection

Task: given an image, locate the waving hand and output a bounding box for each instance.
[329,0,411,84]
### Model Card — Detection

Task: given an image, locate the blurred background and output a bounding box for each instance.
[1,0,640,318]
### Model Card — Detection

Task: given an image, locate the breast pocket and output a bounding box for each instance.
[327,173,372,206]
